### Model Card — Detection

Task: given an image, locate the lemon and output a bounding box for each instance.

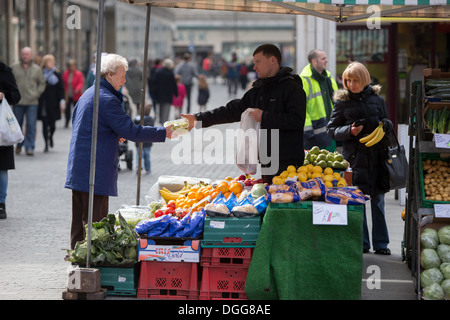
[280,171,289,179]
[288,172,297,178]
[313,166,323,174]
[307,171,313,179]
[272,176,284,185]
[324,167,333,175]
[298,172,308,182]
[287,165,297,173]
[325,181,333,188]
[323,174,334,182]
[337,178,347,187]
[306,164,314,172]
[312,172,323,178]
[297,166,308,173]
[333,172,342,180]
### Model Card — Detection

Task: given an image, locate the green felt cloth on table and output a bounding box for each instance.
[245,202,364,300]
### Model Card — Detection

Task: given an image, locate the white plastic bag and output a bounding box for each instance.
[0,98,24,146]
[236,109,260,175]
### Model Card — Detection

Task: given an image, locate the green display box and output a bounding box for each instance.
[202,216,261,248]
[97,265,138,296]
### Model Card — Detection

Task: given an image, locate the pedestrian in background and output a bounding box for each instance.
[148,58,162,118]
[11,47,46,156]
[153,58,178,125]
[227,52,239,97]
[125,57,143,113]
[38,55,65,152]
[0,59,21,219]
[65,54,174,249]
[134,103,154,174]
[174,53,198,114]
[326,61,393,255]
[197,74,210,112]
[300,49,338,151]
[172,74,186,119]
[62,59,84,128]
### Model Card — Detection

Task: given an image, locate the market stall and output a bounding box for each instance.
[405,68,450,300]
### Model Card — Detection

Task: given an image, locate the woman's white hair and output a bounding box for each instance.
[100,54,128,77]
[162,58,174,70]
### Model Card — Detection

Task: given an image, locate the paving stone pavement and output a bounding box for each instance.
[0,81,416,300]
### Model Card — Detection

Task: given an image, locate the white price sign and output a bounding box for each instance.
[434,133,450,149]
[312,201,348,225]
[433,204,450,218]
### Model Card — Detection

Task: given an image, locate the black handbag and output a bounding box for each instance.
[384,129,408,190]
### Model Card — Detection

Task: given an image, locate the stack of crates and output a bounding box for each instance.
[136,237,201,300]
[199,216,261,300]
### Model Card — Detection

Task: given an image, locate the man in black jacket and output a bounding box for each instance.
[182,44,306,183]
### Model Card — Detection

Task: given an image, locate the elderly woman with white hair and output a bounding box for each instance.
[153,58,178,124]
[65,53,174,249]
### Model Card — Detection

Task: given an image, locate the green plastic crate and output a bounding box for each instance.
[202,216,261,248]
[97,265,138,296]
[419,153,450,208]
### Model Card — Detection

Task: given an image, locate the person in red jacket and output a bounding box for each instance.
[62,59,84,128]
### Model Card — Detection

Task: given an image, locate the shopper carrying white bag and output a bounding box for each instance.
[236,108,260,175]
[0,98,24,146]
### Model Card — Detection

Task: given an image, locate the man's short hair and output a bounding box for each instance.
[307,49,325,64]
[253,44,282,65]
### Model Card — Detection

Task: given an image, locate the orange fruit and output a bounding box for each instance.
[223,191,231,199]
[229,182,243,194]
[216,181,229,194]
[210,189,219,199]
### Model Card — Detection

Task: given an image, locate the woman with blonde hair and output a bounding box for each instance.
[326,61,394,255]
[38,54,65,152]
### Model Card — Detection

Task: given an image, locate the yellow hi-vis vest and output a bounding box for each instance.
[300,65,338,149]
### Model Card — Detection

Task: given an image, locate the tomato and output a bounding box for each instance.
[154,209,164,218]
[165,207,176,216]
[180,210,189,218]
[167,201,176,209]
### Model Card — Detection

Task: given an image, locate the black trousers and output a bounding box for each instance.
[70,190,109,249]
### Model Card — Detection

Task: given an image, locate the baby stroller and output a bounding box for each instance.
[118,94,133,171]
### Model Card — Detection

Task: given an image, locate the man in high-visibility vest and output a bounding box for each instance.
[300,49,338,151]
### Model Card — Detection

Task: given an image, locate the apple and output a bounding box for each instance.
[237,174,246,181]
[244,179,253,186]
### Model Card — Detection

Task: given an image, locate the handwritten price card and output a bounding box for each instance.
[434,204,450,218]
[312,201,348,225]
[434,134,450,149]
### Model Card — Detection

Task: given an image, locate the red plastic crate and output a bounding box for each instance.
[137,261,199,300]
[199,265,248,300]
[200,247,253,267]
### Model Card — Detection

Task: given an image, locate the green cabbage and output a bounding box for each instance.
[420,248,441,269]
[251,183,267,199]
[440,263,450,279]
[422,283,445,300]
[441,279,450,299]
[66,213,138,266]
[421,268,444,288]
[438,225,450,245]
[421,228,439,249]
[437,244,450,263]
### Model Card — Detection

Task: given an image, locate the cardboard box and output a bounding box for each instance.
[138,237,201,263]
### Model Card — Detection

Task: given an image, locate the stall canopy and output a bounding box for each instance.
[118,0,450,22]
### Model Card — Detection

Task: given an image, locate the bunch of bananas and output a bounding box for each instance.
[359,122,385,147]
[159,184,192,202]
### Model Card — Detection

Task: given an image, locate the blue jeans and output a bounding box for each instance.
[0,170,8,203]
[13,104,38,152]
[136,147,151,172]
[363,193,390,251]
